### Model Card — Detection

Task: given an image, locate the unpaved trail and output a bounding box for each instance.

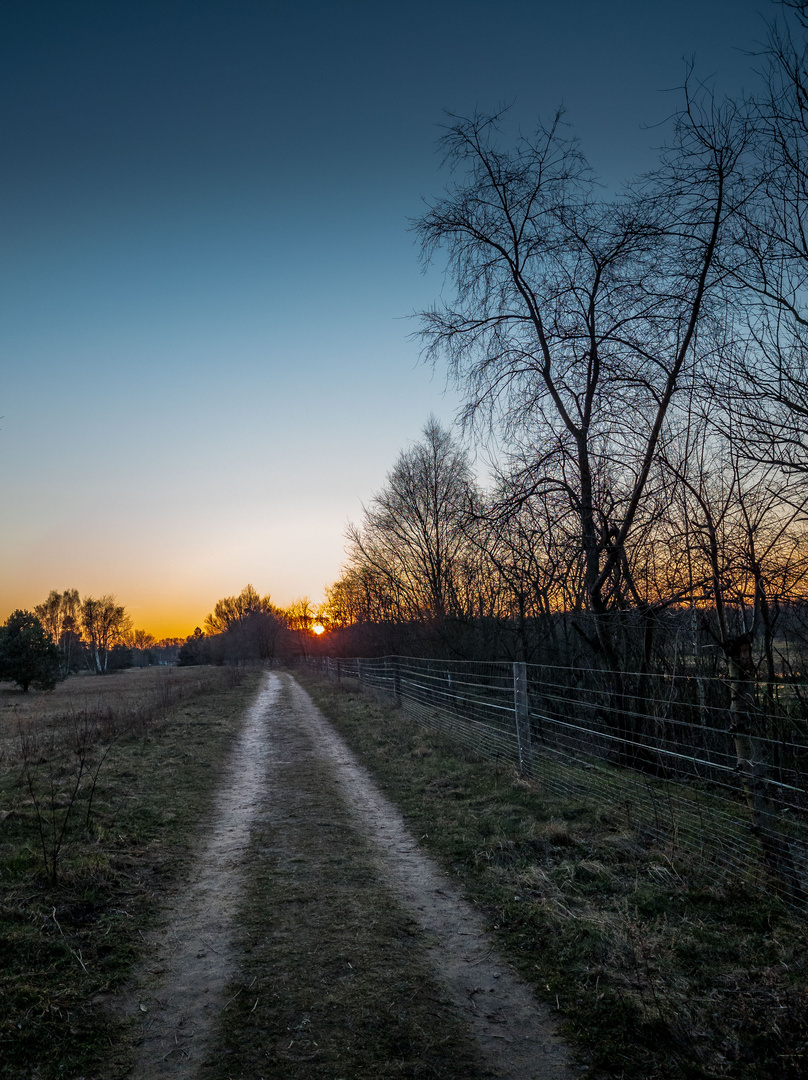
[284,675,575,1080]
[123,678,280,1076]
[125,671,576,1079]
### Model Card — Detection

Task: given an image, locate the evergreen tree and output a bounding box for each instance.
[0,610,62,692]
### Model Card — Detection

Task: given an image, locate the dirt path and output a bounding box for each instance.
[123,677,280,1076]
[125,671,575,1079]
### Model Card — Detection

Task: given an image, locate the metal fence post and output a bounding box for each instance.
[393,656,402,705]
[513,661,533,776]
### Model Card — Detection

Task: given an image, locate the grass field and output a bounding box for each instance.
[0,667,504,1080]
[3,664,807,1079]
[296,669,808,1080]
[0,665,261,1079]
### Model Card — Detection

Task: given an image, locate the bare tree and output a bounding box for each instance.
[659,417,808,896]
[324,564,398,627]
[34,589,80,645]
[34,589,81,673]
[726,2,808,477]
[199,585,283,663]
[125,628,156,651]
[282,596,315,632]
[203,584,277,635]
[414,96,750,664]
[466,471,583,662]
[347,418,482,624]
[80,595,132,674]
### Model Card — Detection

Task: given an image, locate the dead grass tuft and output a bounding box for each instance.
[409,743,433,759]
[541,819,578,847]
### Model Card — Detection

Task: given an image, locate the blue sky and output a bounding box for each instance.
[1,0,771,634]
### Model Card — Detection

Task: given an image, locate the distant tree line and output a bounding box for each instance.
[0,590,186,691]
[176,585,324,667]
[0,582,331,690]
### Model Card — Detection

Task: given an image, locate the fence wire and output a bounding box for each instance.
[306,654,808,910]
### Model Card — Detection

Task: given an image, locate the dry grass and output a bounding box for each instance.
[0,665,261,1079]
[297,668,808,1080]
[0,666,232,765]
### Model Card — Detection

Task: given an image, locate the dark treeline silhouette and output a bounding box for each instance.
[178,585,323,667]
[322,2,808,698]
[24,589,184,675]
[323,419,808,678]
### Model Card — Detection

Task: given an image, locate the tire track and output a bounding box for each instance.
[123,677,279,1078]
[123,671,575,1079]
[284,673,575,1080]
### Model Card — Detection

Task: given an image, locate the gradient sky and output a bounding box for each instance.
[1,0,772,637]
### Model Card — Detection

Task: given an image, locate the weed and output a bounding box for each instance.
[15,707,112,884]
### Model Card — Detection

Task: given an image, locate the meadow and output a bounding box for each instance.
[0,665,259,1078]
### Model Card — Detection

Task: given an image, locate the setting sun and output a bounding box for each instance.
[312,623,325,635]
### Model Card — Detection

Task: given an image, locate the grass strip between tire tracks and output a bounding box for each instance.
[204,673,491,1080]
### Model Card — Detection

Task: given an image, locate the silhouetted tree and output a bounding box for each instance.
[80,595,132,674]
[33,588,82,674]
[413,96,749,664]
[0,610,62,692]
[178,628,212,666]
[722,1,808,484]
[203,584,278,635]
[346,418,481,623]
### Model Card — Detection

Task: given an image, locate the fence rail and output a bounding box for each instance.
[306,654,808,910]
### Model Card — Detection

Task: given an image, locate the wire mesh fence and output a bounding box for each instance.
[304,654,808,910]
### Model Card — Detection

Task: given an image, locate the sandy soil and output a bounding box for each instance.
[123,671,576,1079]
